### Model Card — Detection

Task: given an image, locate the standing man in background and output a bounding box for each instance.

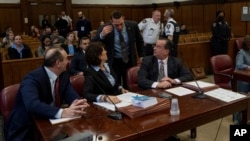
[61,11,73,32]
[138,9,161,56]
[92,10,144,89]
[164,8,180,57]
[210,11,231,56]
[75,11,92,40]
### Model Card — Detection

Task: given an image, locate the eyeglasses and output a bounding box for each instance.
[83,43,89,45]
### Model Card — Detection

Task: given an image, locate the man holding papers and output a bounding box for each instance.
[138,38,193,89]
[5,47,89,141]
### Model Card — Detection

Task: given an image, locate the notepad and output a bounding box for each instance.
[49,117,81,125]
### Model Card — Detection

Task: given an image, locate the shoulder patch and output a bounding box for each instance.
[166,24,171,29]
[142,19,147,23]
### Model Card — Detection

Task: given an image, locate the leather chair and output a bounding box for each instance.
[70,74,84,97]
[0,84,20,121]
[126,66,142,92]
[210,55,234,89]
[235,37,244,50]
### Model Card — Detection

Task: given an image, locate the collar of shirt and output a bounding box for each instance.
[92,63,110,73]
[158,57,168,65]
[11,44,24,52]
[44,66,57,83]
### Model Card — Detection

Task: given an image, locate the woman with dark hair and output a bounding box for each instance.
[83,42,128,104]
[37,35,52,57]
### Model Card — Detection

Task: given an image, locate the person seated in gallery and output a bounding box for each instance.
[8,35,33,59]
[61,32,78,55]
[69,37,90,75]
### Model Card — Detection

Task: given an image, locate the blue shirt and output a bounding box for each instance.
[114,27,129,58]
[68,45,75,55]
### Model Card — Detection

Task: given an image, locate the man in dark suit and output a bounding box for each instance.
[69,37,90,75]
[5,47,89,141]
[92,10,144,89]
[138,38,193,89]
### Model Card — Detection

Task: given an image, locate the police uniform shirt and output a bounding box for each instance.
[138,18,161,44]
[165,18,176,36]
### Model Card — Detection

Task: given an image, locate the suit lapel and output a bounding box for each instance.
[152,57,159,81]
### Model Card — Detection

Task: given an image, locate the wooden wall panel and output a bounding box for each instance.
[131,8,145,23]
[0,5,21,34]
[88,8,104,30]
[192,5,203,32]
[181,5,193,30]
[246,2,250,35]
[231,2,246,37]
[204,4,217,33]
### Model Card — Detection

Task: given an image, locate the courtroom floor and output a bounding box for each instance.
[177,75,234,141]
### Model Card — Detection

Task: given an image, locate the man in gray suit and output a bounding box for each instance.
[138,38,193,89]
[92,10,144,89]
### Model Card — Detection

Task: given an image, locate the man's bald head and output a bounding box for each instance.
[44,47,64,67]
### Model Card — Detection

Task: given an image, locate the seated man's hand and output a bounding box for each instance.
[157,81,172,89]
[161,77,177,84]
[121,88,129,93]
[61,99,89,118]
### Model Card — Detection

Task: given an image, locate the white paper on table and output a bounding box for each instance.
[49,117,80,125]
[165,87,195,96]
[117,92,143,103]
[184,81,216,88]
[93,101,131,111]
[205,88,246,102]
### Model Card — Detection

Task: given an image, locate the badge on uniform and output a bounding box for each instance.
[142,19,147,23]
[166,24,171,29]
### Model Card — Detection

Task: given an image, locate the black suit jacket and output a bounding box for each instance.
[83,65,121,102]
[69,50,87,75]
[8,44,32,59]
[5,66,80,141]
[138,56,193,89]
[92,21,144,67]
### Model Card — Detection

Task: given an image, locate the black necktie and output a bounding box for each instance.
[118,31,129,63]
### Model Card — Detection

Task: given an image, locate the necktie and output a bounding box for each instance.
[158,61,165,81]
[54,78,60,107]
[118,31,129,63]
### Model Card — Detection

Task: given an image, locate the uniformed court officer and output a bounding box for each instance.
[164,9,180,57]
[138,10,162,56]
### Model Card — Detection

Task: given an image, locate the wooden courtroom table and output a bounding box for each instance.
[34,89,250,141]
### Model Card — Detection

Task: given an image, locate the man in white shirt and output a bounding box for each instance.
[138,10,162,56]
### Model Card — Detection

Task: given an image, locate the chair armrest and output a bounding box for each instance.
[214,72,232,79]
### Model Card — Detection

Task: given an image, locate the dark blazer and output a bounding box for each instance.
[83,65,121,102]
[5,66,80,141]
[69,50,87,75]
[8,44,32,59]
[92,21,144,67]
[138,55,193,89]
[61,44,78,55]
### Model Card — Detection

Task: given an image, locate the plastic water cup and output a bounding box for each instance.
[170,98,180,116]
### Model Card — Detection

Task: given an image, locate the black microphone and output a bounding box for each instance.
[191,78,207,99]
[182,63,207,99]
[90,76,123,120]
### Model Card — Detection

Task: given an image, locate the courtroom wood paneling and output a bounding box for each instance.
[192,5,203,32]
[1,58,44,89]
[248,2,250,35]
[181,5,193,29]
[72,8,89,30]
[88,8,104,30]
[231,2,247,37]
[0,5,21,34]
[204,4,217,33]
[131,8,145,23]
